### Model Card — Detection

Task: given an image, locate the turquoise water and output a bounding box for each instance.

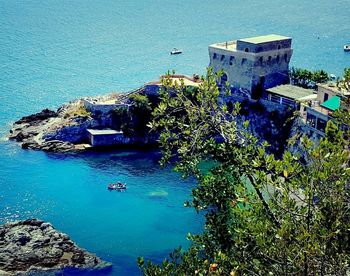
[0,145,202,275]
[0,0,349,275]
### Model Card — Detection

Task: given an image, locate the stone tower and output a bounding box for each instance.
[208,34,293,99]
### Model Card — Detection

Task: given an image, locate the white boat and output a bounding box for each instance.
[170,48,182,55]
[108,182,127,190]
[344,45,350,52]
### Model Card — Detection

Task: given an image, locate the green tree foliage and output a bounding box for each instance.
[111,93,152,137]
[139,68,350,275]
[130,93,152,111]
[129,93,152,136]
[111,107,131,133]
[290,67,330,89]
[333,67,350,145]
[337,68,350,91]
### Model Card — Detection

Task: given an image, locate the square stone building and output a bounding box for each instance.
[209,34,293,99]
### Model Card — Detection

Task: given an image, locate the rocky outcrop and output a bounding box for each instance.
[0,219,112,275]
[8,101,95,153]
[8,92,157,153]
[14,109,58,125]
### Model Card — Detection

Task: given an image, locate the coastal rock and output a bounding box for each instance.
[0,219,112,275]
[15,109,57,125]
[8,92,158,152]
[40,140,76,152]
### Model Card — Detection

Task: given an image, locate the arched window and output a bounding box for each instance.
[221,55,225,61]
[220,73,228,86]
[241,58,247,65]
[229,56,235,65]
[213,53,217,59]
[259,56,263,65]
[278,44,282,50]
[276,55,280,63]
[244,48,249,52]
[284,53,288,62]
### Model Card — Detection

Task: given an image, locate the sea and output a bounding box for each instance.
[0,0,349,275]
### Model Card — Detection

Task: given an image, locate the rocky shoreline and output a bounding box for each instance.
[8,90,157,153]
[0,219,112,275]
[8,108,78,152]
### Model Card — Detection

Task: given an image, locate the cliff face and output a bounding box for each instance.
[0,219,111,275]
[223,96,296,155]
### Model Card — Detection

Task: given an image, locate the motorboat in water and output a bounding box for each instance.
[108,182,127,190]
[344,45,350,52]
[170,48,182,55]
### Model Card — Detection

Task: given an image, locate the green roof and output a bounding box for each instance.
[266,85,315,101]
[238,34,291,44]
[320,96,341,111]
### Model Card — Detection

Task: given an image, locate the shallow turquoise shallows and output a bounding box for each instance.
[0,0,349,275]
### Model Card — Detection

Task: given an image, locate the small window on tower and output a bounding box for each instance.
[229,56,235,65]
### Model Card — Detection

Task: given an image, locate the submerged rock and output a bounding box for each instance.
[0,219,112,275]
[148,190,169,199]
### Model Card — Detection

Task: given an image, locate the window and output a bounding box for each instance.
[268,56,272,63]
[259,56,263,65]
[306,113,316,128]
[284,53,288,62]
[229,56,235,65]
[278,44,282,50]
[220,73,228,85]
[317,118,327,132]
[241,58,247,65]
[276,55,280,63]
[281,97,295,107]
[244,47,249,52]
[221,55,225,61]
[324,93,329,102]
[270,94,281,104]
[213,53,217,59]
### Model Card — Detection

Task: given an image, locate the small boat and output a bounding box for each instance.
[170,48,182,55]
[344,45,350,52]
[108,182,127,190]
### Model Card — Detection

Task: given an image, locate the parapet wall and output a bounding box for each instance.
[82,99,130,114]
[237,39,292,53]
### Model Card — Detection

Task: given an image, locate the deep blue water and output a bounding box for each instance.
[0,0,349,275]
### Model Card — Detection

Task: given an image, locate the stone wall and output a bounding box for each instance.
[236,38,292,53]
[144,84,160,96]
[218,93,294,154]
[88,132,131,147]
[82,99,130,114]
